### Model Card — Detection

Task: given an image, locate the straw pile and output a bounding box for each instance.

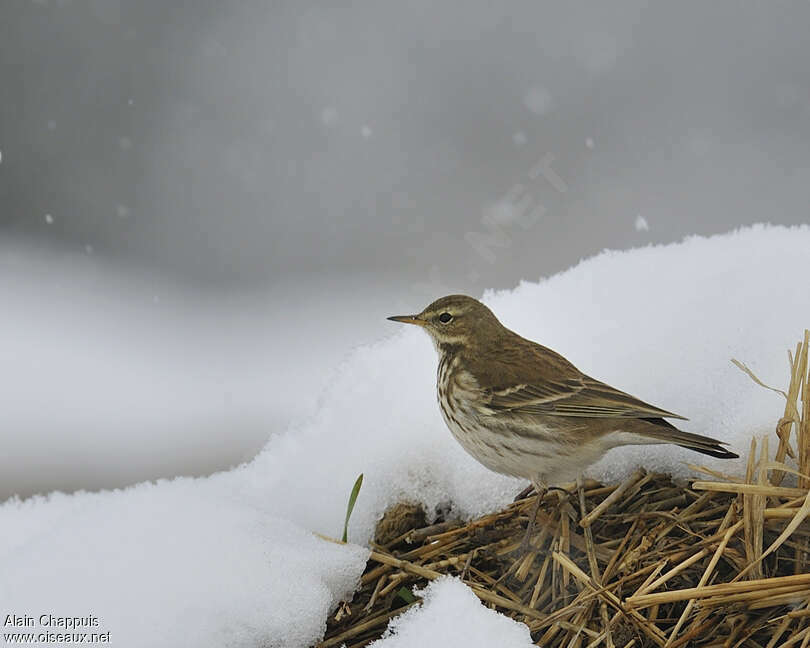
[318,331,810,647]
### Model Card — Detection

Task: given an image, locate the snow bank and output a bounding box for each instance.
[2,225,809,647]
[0,479,368,648]
[370,578,534,647]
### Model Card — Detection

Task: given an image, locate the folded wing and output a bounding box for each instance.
[484,374,687,420]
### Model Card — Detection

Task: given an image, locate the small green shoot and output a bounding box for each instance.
[395,586,417,604]
[341,473,364,543]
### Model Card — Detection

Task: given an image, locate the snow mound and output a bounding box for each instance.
[0,479,368,648]
[2,225,809,647]
[370,578,534,647]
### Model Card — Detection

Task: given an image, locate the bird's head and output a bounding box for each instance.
[387,294,502,350]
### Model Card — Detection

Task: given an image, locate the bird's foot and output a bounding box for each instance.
[513,484,536,502]
[509,483,547,557]
[513,484,570,503]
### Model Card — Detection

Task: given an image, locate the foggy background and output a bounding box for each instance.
[1,1,809,499]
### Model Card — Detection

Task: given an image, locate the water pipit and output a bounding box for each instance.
[389,294,737,552]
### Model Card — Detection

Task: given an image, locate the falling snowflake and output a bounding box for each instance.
[634,215,649,232]
[523,87,552,116]
[320,107,338,127]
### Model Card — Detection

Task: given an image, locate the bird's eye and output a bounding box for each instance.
[438,312,453,324]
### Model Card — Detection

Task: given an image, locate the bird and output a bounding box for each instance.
[388,294,738,551]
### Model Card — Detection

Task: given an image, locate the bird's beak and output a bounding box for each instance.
[387,314,427,327]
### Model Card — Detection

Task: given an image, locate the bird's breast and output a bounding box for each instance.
[437,354,462,416]
[436,355,486,435]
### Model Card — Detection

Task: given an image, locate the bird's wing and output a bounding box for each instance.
[467,336,687,421]
[484,375,687,420]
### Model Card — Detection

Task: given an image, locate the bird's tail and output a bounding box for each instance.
[637,420,739,459]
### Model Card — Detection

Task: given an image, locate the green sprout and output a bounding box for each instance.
[395,586,417,604]
[341,473,364,543]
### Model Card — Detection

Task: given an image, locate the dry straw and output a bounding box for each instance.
[319,330,810,647]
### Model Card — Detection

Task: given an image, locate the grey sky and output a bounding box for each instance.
[2,1,809,296]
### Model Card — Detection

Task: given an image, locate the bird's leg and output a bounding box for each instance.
[574,474,588,523]
[555,481,578,522]
[516,480,547,555]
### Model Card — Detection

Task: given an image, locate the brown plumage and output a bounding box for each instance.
[389,294,737,491]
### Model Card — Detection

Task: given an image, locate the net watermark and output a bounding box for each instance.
[3,614,110,644]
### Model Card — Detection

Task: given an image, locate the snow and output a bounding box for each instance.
[321,106,338,126]
[370,578,534,648]
[2,225,809,647]
[523,86,553,115]
[635,214,649,231]
[0,481,369,648]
